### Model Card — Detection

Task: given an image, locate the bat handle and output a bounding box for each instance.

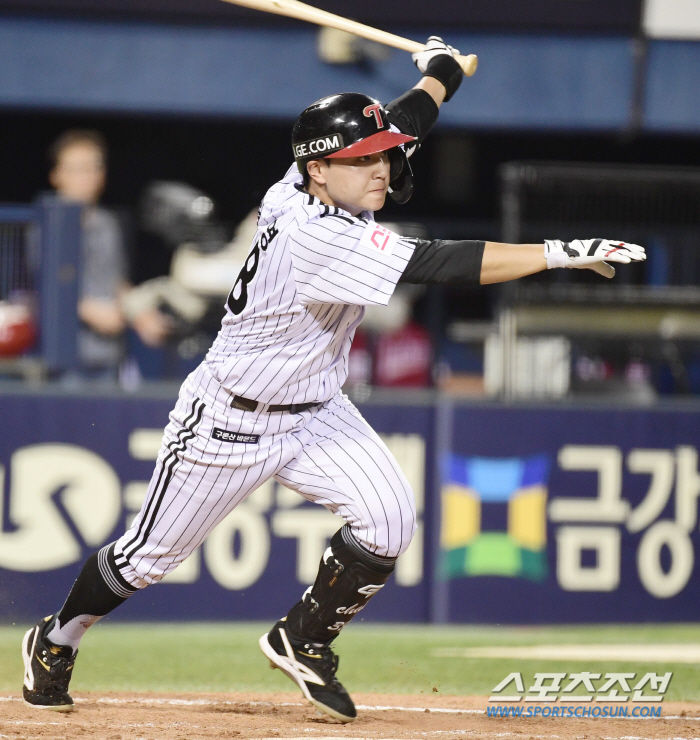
[455,53,478,77]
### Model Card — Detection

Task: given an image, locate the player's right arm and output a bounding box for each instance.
[385,37,463,153]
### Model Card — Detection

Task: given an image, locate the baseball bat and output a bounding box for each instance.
[220,0,478,77]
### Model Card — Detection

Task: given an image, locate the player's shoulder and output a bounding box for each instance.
[257,169,327,229]
[295,208,416,265]
[278,191,366,245]
[307,201,371,229]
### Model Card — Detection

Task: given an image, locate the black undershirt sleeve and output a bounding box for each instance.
[385,89,439,144]
[399,239,486,286]
[385,91,483,285]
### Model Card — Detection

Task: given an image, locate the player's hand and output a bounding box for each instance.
[544,239,646,279]
[412,36,463,102]
[412,36,460,73]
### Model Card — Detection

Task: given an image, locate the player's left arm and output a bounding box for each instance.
[399,238,646,285]
[385,37,462,149]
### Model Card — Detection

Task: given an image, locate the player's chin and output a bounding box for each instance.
[365,190,388,210]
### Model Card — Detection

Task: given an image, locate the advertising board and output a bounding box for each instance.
[2,394,699,623]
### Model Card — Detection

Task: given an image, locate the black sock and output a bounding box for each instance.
[47,543,137,651]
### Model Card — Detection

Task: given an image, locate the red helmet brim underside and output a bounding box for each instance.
[324,130,416,159]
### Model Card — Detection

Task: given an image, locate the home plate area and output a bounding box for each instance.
[2,692,700,740]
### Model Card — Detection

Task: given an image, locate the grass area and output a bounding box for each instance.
[2,622,700,701]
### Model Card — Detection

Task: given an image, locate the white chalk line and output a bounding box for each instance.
[0,695,478,714]
[357,704,481,714]
[2,694,699,724]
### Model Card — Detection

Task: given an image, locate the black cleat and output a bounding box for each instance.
[259,620,356,723]
[22,616,76,712]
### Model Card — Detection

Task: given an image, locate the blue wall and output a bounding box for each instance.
[3,16,698,132]
[645,40,700,132]
[0,18,700,133]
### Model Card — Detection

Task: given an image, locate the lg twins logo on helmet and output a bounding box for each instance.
[363,103,385,129]
[294,133,344,158]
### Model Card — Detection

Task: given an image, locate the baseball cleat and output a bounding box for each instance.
[259,620,356,723]
[22,616,76,712]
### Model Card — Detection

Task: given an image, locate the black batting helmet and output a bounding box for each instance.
[292,92,417,204]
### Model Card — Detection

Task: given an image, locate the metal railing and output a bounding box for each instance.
[0,205,35,301]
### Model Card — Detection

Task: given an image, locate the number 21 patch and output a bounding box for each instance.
[359,222,399,258]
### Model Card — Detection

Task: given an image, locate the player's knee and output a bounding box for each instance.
[333,525,397,571]
[112,536,168,589]
[124,562,161,588]
[120,551,185,588]
[352,487,418,559]
[355,509,417,559]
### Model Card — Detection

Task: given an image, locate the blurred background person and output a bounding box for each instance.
[48,129,173,382]
[49,129,125,379]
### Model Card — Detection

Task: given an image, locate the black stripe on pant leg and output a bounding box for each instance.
[123,400,205,562]
[120,398,203,555]
[123,399,204,561]
[119,456,172,557]
[122,397,204,555]
[122,400,205,562]
[135,398,285,579]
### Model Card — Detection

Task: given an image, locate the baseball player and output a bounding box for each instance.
[22,37,646,722]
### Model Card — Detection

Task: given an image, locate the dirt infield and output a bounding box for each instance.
[2,692,700,740]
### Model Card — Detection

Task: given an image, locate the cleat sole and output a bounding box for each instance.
[24,700,75,713]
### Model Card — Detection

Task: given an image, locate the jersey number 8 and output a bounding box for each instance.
[227,221,279,315]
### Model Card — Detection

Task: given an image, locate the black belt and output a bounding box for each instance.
[230,395,321,414]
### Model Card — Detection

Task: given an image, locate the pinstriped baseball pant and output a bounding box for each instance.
[113,377,416,589]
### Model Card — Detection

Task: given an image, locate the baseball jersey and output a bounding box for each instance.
[201,165,417,405]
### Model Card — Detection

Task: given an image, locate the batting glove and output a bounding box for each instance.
[544,239,646,279]
[412,36,463,101]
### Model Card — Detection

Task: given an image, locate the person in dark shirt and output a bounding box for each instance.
[48,130,172,375]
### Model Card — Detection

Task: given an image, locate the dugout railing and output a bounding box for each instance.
[0,197,82,378]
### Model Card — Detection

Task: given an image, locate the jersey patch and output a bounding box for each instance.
[358,222,399,258]
[212,428,260,444]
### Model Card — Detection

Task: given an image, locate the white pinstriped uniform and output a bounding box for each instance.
[113,165,418,588]
[206,164,415,404]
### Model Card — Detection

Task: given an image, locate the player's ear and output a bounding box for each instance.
[306,159,327,186]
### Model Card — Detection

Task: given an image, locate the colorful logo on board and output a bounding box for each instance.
[440,454,550,581]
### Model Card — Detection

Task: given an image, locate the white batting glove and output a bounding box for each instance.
[411,36,460,73]
[544,239,646,279]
